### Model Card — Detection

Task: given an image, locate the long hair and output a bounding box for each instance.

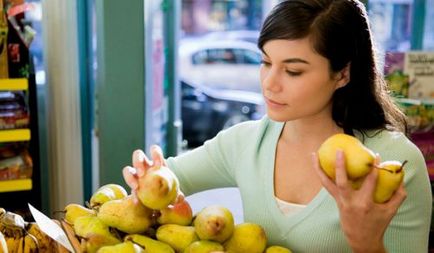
[258,0,407,135]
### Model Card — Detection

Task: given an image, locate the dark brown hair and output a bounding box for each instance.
[258,0,407,135]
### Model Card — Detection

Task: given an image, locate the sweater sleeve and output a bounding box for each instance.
[165,122,249,196]
[375,133,432,253]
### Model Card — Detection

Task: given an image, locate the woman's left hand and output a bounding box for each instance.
[312,150,407,253]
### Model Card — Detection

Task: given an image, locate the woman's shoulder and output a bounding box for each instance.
[360,129,424,163]
[210,115,283,151]
[217,115,282,139]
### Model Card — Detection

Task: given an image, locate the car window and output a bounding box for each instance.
[181,81,195,97]
[234,49,261,65]
[192,48,237,65]
[192,48,260,65]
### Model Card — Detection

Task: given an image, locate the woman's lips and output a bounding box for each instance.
[264,97,287,108]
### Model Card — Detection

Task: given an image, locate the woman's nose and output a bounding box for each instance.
[262,68,282,93]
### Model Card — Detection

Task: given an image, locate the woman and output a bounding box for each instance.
[124,0,432,252]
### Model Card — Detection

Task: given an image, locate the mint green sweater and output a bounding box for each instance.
[167,117,432,252]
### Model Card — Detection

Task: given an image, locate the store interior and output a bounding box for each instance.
[1,0,434,252]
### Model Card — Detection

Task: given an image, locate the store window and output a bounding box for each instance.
[423,0,434,50]
[179,0,264,149]
[368,0,413,54]
[25,0,44,85]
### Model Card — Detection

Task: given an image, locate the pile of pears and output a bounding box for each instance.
[61,163,293,253]
[318,133,406,203]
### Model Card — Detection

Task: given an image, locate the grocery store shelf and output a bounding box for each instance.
[0,129,31,142]
[0,179,32,193]
[0,78,28,91]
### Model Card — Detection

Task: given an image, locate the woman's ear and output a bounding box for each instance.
[335,63,351,89]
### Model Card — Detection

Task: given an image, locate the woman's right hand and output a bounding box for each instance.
[122,145,167,202]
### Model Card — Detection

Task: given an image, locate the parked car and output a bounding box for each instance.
[200,30,260,44]
[181,79,264,147]
[179,39,262,93]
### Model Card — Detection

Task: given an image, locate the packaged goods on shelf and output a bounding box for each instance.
[396,98,434,132]
[0,148,32,180]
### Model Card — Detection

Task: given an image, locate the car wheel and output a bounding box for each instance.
[222,114,250,129]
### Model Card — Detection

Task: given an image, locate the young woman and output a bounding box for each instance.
[123,0,432,252]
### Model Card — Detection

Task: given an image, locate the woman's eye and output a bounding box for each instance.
[286,70,302,76]
[260,60,271,66]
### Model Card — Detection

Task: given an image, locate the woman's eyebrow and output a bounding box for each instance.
[282,58,310,64]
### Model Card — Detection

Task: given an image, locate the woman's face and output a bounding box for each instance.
[260,38,346,122]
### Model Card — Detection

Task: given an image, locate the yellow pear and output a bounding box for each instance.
[224,223,267,253]
[64,203,96,224]
[96,241,145,253]
[125,234,175,253]
[73,216,121,253]
[157,194,193,226]
[265,245,293,253]
[183,240,224,253]
[73,216,115,239]
[156,224,198,252]
[97,195,153,234]
[318,133,376,181]
[90,185,126,209]
[374,160,406,203]
[102,184,128,199]
[193,205,234,243]
[137,165,180,210]
[84,233,122,253]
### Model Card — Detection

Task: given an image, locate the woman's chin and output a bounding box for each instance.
[266,111,290,122]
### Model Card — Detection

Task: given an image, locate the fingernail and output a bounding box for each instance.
[128,166,137,176]
[138,152,145,162]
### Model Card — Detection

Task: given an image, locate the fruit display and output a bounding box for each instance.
[318,133,406,203]
[1,134,406,252]
[0,164,293,253]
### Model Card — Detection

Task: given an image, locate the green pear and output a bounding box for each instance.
[374,160,406,203]
[137,165,180,210]
[156,224,198,252]
[96,241,145,253]
[265,245,293,253]
[64,203,96,224]
[318,133,376,181]
[90,184,127,209]
[224,223,267,253]
[157,194,193,226]
[83,233,122,253]
[125,234,175,253]
[97,195,153,234]
[193,205,234,243]
[183,240,224,253]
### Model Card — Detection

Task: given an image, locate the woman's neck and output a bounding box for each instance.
[280,116,343,147]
